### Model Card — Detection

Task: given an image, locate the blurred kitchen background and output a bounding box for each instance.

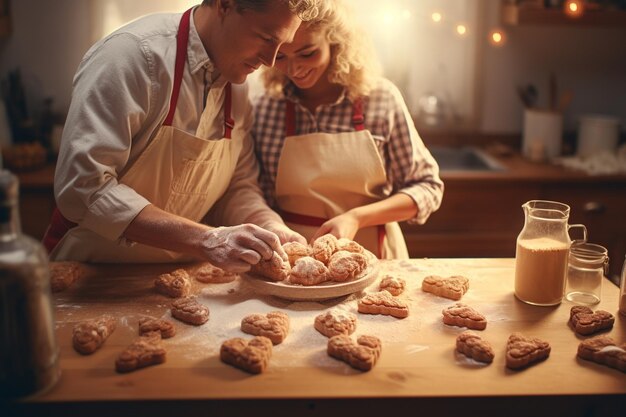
[1,0,625,279]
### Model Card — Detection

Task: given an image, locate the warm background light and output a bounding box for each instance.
[489,29,506,47]
[564,0,585,18]
[431,12,442,23]
[456,24,467,36]
[382,11,394,25]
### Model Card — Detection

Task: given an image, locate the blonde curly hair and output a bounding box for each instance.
[262,0,381,100]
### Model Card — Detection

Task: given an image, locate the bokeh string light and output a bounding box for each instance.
[564,0,585,18]
[364,4,507,47]
[368,1,592,49]
[489,29,506,47]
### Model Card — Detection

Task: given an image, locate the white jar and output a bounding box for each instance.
[523,109,563,161]
[577,115,620,157]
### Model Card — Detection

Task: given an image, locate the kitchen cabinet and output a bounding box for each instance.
[402,180,535,259]
[0,0,10,37]
[15,164,56,240]
[402,152,626,281]
[501,1,626,26]
[542,182,626,278]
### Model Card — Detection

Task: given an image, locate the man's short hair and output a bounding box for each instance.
[202,0,319,22]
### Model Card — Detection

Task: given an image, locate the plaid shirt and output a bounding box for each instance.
[252,78,443,225]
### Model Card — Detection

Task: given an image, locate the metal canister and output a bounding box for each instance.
[0,170,60,398]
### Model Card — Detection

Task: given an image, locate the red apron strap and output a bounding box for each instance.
[43,9,196,254]
[279,209,386,259]
[163,8,192,127]
[285,100,296,137]
[352,97,365,131]
[223,82,234,139]
[377,224,386,259]
[42,208,78,254]
[279,209,325,228]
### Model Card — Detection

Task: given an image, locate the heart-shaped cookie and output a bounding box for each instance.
[72,315,116,355]
[379,275,406,296]
[358,291,409,318]
[505,333,550,370]
[115,333,166,373]
[220,336,273,374]
[577,335,626,373]
[443,303,487,330]
[315,309,357,338]
[456,331,494,364]
[50,261,87,293]
[154,269,190,298]
[327,250,368,282]
[138,317,176,339]
[170,297,209,325]
[250,252,291,282]
[327,334,382,371]
[569,306,615,336]
[422,275,469,300]
[240,311,290,344]
[193,263,237,283]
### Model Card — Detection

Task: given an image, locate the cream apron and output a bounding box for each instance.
[275,99,409,259]
[44,9,240,263]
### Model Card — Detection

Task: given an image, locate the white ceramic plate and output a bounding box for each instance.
[243,252,380,301]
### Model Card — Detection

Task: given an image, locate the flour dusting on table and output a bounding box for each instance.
[53,259,512,369]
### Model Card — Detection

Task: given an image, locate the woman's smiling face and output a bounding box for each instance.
[274,24,332,90]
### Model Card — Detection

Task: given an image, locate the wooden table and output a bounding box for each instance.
[7,259,626,417]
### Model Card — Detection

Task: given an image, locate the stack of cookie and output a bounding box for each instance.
[250,234,371,286]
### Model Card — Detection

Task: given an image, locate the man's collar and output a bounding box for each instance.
[187,7,220,79]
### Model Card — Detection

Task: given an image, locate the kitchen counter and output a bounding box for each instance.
[439,151,626,183]
[14,150,626,189]
[7,258,625,417]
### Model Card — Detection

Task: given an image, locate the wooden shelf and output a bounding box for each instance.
[502,4,626,26]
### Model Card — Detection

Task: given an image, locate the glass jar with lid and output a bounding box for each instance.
[565,242,608,305]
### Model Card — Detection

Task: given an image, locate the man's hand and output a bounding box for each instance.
[202,224,288,273]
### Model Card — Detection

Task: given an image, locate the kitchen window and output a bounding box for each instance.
[348,0,481,129]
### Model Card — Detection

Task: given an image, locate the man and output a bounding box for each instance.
[43,0,319,271]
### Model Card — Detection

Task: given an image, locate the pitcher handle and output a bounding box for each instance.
[568,224,587,244]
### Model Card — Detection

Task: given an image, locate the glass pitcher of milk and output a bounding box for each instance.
[514,200,587,306]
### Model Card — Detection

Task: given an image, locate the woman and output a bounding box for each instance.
[252,0,443,259]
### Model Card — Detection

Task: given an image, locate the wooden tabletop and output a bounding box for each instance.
[10,258,626,416]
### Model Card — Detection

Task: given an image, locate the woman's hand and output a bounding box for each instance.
[262,221,307,245]
[312,211,360,242]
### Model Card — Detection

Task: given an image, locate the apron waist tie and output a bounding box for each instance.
[278,209,386,259]
[42,208,77,254]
